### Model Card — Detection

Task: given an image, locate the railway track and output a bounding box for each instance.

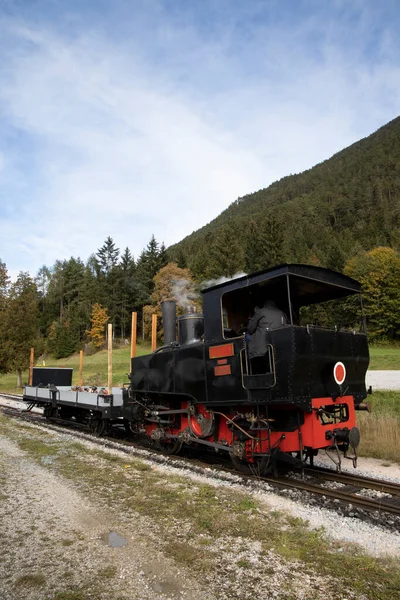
[1,394,400,521]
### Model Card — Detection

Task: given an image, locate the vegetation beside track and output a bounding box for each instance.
[1,412,400,600]
[358,390,400,463]
[369,345,400,370]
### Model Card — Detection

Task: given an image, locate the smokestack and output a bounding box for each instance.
[161,300,177,345]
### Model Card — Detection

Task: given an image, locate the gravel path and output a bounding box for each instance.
[0,435,211,600]
[366,370,400,390]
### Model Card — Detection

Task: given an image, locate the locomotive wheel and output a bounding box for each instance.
[89,418,107,437]
[230,453,272,476]
[154,439,183,455]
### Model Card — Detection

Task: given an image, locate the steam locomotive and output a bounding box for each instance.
[23,264,369,474]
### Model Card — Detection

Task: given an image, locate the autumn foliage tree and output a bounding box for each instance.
[86,303,109,349]
[344,247,400,340]
[143,263,201,339]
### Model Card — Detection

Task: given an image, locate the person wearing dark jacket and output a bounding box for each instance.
[247,300,288,358]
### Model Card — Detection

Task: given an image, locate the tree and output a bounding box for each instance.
[46,316,80,358]
[95,237,121,328]
[2,272,38,386]
[135,234,167,306]
[0,259,10,311]
[175,247,187,269]
[206,225,244,279]
[0,259,10,373]
[243,215,285,273]
[344,247,400,339]
[86,303,109,349]
[96,236,120,275]
[118,247,136,338]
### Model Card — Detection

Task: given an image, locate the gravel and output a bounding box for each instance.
[0,432,213,600]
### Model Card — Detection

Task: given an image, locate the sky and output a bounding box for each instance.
[0,0,400,279]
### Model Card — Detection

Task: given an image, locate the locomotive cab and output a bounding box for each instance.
[202,264,369,410]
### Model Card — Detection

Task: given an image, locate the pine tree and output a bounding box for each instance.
[158,242,169,269]
[206,225,244,278]
[0,259,10,373]
[95,237,120,330]
[135,235,166,306]
[0,258,9,313]
[244,221,264,272]
[175,247,187,269]
[119,248,136,338]
[96,237,120,275]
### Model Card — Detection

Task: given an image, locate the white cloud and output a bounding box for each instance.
[0,4,399,276]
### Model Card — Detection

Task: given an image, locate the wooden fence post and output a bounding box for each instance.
[29,347,34,386]
[151,314,157,352]
[78,350,83,387]
[108,323,113,393]
[131,312,137,359]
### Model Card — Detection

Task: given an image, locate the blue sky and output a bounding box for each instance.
[0,0,400,278]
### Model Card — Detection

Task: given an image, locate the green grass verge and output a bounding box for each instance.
[2,413,400,600]
[358,390,400,462]
[369,346,400,370]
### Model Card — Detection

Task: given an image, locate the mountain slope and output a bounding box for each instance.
[170,116,400,277]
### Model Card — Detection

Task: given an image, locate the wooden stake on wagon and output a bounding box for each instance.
[29,347,34,386]
[151,314,157,352]
[78,350,83,387]
[108,323,113,394]
[131,312,137,359]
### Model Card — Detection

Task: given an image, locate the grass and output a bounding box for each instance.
[369,345,400,370]
[15,573,46,588]
[358,390,400,462]
[4,414,400,600]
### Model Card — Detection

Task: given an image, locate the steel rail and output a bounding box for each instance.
[302,466,400,497]
[261,475,400,516]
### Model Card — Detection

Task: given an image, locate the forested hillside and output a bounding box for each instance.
[169,116,400,278]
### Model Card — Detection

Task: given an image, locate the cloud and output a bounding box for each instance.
[0,1,399,276]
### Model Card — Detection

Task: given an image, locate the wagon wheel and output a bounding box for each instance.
[124,419,136,436]
[230,452,272,476]
[89,417,107,437]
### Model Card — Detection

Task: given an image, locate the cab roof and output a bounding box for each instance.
[201,264,361,302]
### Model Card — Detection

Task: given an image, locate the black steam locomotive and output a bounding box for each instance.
[24,264,369,474]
